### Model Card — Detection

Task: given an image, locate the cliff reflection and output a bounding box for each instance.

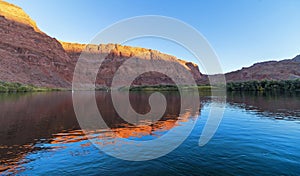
[227,91,300,119]
[0,91,200,173]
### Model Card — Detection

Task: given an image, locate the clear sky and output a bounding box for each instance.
[5,0,300,73]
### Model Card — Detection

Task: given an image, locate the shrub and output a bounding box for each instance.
[0,85,8,92]
[227,79,300,92]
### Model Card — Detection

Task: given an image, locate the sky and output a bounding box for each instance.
[5,0,300,73]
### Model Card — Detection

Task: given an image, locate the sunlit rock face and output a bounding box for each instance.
[0,1,203,88]
[62,42,204,87]
[0,1,40,32]
[1,0,299,88]
[0,1,73,88]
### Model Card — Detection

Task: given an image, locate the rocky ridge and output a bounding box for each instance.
[0,1,203,88]
[225,55,300,82]
[0,1,40,32]
[0,1,73,88]
[0,0,299,88]
[61,42,204,87]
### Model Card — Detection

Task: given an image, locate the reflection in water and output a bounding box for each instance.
[0,91,299,175]
[0,92,78,173]
[0,91,200,174]
[227,91,300,119]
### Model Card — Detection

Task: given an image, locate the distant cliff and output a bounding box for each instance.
[225,55,300,82]
[293,55,300,62]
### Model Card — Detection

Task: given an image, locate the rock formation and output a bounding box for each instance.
[0,0,299,88]
[225,55,300,82]
[0,1,40,32]
[61,42,203,87]
[292,55,300,62]
[0,1,204,88]
[0,1,73,88]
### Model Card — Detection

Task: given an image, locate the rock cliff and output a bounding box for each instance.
[1,0,299,88]
[0,1,203,88]
[0,1,73,88]
[225,56,300,82]
[61,42,204,87]
[0,1,40,32]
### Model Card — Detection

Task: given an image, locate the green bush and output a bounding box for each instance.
[0,81,63,93]
[17,85,34,92]
[227,79,300,92]
[0,85,8,92]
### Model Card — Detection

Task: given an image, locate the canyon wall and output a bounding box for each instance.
[0,1,204,88]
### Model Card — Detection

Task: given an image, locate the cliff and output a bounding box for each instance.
[1,0,299,88]
[225,55,300,82]
[0,1,73,88]
[292,55,300,62]
[0,1,40,32]
[61,42,204,86]
[0,1,203,88]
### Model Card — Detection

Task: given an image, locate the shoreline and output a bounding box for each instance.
[1,79,300,93]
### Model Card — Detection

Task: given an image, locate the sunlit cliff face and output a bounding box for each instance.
[0,1,40,32]
[0,1,204,88]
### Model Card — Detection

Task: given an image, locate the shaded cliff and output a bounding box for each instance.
[225,55,300,82]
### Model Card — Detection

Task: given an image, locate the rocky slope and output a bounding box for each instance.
[225,55,300,82]
[0,1,40,32]
[0,1,73,88]
[293,55,300,62]
[61,41,203,87]
[1,0,299,88]
[0,1,203,88]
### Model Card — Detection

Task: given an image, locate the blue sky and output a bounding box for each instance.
[5,0,300,73]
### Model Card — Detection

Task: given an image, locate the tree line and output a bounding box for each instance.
[227,79,300,92]
[0,81,61,93]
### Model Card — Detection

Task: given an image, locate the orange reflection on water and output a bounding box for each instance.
[0,91,200,175]
[48,110,194,147]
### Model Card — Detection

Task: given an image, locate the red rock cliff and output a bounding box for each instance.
[0,1,204,88]
[61,42,204,87]
[0,1,73,88]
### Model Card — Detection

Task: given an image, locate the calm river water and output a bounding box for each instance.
[0,91,299,175]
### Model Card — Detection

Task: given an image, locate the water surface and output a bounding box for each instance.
[0,91,299,175]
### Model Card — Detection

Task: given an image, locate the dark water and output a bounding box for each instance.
[0,91,300,175]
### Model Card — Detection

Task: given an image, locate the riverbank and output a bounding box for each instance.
[118,85,218,91]
[1,79,300,93]
[0,81,64,93]
[227,79,300,92]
